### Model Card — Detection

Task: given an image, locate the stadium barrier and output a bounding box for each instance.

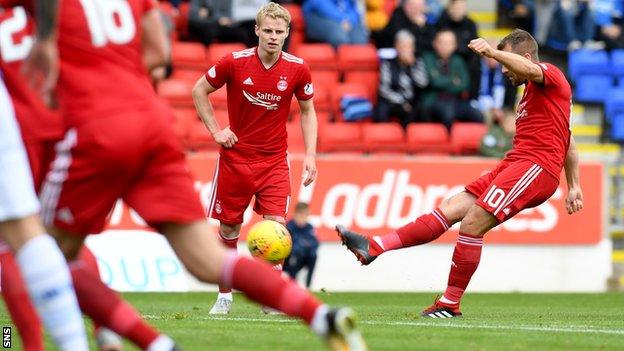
[86,154,611,292]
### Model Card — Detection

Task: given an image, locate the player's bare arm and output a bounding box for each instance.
[141,7,169,71]
[564,136,583,215]
[468,38,544,84]
[298,98,318,187]
[22,0,59,98]
[192,77,238,148]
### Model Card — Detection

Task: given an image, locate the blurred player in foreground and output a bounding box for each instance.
[34,0,364,349]
[0,2,122,349]
[337,29,583,318]
[192,2,318,314]
[0,0,89,349]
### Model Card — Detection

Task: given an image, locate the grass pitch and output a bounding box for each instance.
[1,292,623,350]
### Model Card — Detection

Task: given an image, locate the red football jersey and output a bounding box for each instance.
[0,4,62,141]
[205,48,314,163]
[56,0,158,127]
[504,63,572,179]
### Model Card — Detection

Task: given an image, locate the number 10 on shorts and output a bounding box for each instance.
[483,185,506,209]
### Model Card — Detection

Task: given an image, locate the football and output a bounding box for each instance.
[246,220,292,263]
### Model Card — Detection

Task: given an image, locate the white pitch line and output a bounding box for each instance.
[142,315,624,336]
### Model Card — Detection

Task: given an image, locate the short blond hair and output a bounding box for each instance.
[256,2,291,27]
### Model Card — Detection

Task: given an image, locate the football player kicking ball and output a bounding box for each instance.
[337,29,584,318]
[192,2,318,315]
[36,0,364,349]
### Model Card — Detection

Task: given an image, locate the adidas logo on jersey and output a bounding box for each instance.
[243,77,253,85]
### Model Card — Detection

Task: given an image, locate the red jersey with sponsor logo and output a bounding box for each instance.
[504,62,572,179]
[0,4,62,141]
[205,47,314,163]
[56,0,159,127]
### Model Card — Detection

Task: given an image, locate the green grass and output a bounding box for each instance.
[2,292,624,350]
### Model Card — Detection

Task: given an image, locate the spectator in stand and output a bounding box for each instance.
[533,0,559,45]
[426,0,444,24]
[477,48,518,124]
[594,0,624,50]
[375,30,429,128]
[421,29,483,130]
[479,108,516,158]
[547,0,598,50]
[188,0,268,47]
[378,0,436,52]
[284,203,319,289]
[497,0,533,32]
[302,0,369,48]
[436,0,480,99]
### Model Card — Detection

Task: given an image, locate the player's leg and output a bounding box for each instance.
[0,250,44,351]
[204,156,254,313]
[78,247,123,351]
[423,161,558,318]
[40,121,177,350]
[161,221,366,350]
[127,127,366,350]
[336,191,476,265]
[0,80,88,351]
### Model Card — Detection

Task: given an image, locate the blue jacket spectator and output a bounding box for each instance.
[303,0,369,48]
[594,0,624,49]
[284,203,319,288]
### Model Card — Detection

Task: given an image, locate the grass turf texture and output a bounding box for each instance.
[1,292,623,350]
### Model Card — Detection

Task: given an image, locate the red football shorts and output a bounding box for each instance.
[39,112,205,235]
[465,159,559,222]
[24,139,58,193]
[207,154,291,225]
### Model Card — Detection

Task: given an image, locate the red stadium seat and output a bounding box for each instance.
[208,87,228,110]
[287,121,306,153]
[171,42,207,70]
[406,123,451,154]
[362,123,406,153]
[170,68,205,82]
[283,3,305,32]
[171,108,197,144]
[337,44,379,71]
[158,79,194,108]
[207,43,247,65]
[176,1,190,40]
[312,70,340,87]
[344,71,379,103]
[288,30,304,54]
[187,120,218,151]
[294,44,337,71]
[317,122,363,152]
[450,122,488,155]
[330,83,373,121]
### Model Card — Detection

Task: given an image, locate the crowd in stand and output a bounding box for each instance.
[156,0,624,154]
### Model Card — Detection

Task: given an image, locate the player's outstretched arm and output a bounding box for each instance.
[141,7,169,71]
[192,77,238,148]
[22,0,59,99]
[298,99,318,187]
[564,136,583,214]
[468,38,544,84]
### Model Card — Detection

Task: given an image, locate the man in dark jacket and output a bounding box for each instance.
[422,29,483,130]
[375,29,429,128]
[436,0,480,99]
[284,203,319,288]
[188,0,267,47]
[378,0,436,52]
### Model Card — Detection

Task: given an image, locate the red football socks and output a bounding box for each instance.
[70,263,161,349]
[0,246,107,351]
[369,208,450,256]
[217,231,238,293]
[221,253,321,324]
[442,233,484,304]
[0,251,44,351]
